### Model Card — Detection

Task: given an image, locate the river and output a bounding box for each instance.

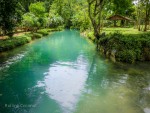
[0,30,150,113]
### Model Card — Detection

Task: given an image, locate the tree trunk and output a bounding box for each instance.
[87,0,106,41]
[144,0,150,31]
[144,17,148,31]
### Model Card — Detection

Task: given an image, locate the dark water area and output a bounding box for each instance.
[0,30,150,113]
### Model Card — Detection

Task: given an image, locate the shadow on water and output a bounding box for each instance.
[75,55,150,113]
[0,30,150,113]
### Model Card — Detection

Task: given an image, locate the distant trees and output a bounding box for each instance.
[22,2,47,32]
[29,2,46,17]
[1,0,150,37]
[143,0,150,31]
[22,13,40,32]
[49,0,64,27]
[49,0,74,28]
[71,0,91,31]
[110,0,135,26]
[135,0,150,31]
[19,0,54,12]
[113,0,134,15]
[49,0,91,29]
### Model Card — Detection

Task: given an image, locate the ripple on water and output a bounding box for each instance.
[0,51,27,71]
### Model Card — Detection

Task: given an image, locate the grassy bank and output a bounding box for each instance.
[82,28,150,63]
[0,27,62,52]
[102,27,148,35]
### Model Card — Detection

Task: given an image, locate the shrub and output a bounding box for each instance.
[98,32,150,63]
[87,31,95,41]
[116,50,136,63]
[0,35,31,52]
[31,33,42,39]
[37,29,49,36]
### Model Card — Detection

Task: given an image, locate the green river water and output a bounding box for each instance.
[0,30,150,113]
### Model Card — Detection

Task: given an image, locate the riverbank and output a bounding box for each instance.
[0,27,63,52]
[82,28,150,63]
[1,30,150,113]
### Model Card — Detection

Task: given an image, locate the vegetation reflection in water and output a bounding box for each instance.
[0,30,150,113]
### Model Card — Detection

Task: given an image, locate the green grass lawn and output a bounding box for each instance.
[102,27,150,35]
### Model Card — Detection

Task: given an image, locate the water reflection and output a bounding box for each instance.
[43,55,89,112]
[75,60,150,113]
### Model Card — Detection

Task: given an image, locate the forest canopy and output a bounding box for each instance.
[0,0,150,37]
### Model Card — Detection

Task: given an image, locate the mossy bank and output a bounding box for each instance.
[83,31,150,63]
[0,28,62,52]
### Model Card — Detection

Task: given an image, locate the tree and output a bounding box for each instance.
[87,0,108,39]
[135,0,150,31]
[22,2,49,31]
[49,12,64,27]
[49,0,81,28]
[0,0,17,36]
[28,2,49,28]
[29,2,46,17]
[22,13,40,32]
[112,0,135,26]
[113,0,134,15]
[71,0,91,31]
[18,0,54,12]
[49,0,64,27]
[142,0,150,31]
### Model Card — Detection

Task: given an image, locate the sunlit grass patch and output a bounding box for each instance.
[102,27,150,35]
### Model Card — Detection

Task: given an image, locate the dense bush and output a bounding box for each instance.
[87,31,95,41]
[31,33,43,39]
[98,32,150,63]
[37,29,49,36]
[0,35,31,52]
[116,50,136,63]
[0,28,56,52]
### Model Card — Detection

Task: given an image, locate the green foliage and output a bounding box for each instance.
[0,28,53,52]
[26,33,43,39]
[71,1,91,31]
[113,0,134,16]
[99,32,150,63]
[102,28,144,35]
[116,50,136,63]
[49,12,64,27]
[22,2,50,30]
[49,0,65,27]
[22,13,40,28]
[37,29,49,36]
[87,31,95,41]
[32,33,43,39]
[29,2,45,17]
[49,0,90,29]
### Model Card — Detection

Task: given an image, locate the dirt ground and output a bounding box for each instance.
[0,32,28,40]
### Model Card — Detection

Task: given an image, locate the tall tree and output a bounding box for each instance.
[87,0,108,39]
[136,0,150,31]
[0,0,17,36]
[143,0,150,31]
